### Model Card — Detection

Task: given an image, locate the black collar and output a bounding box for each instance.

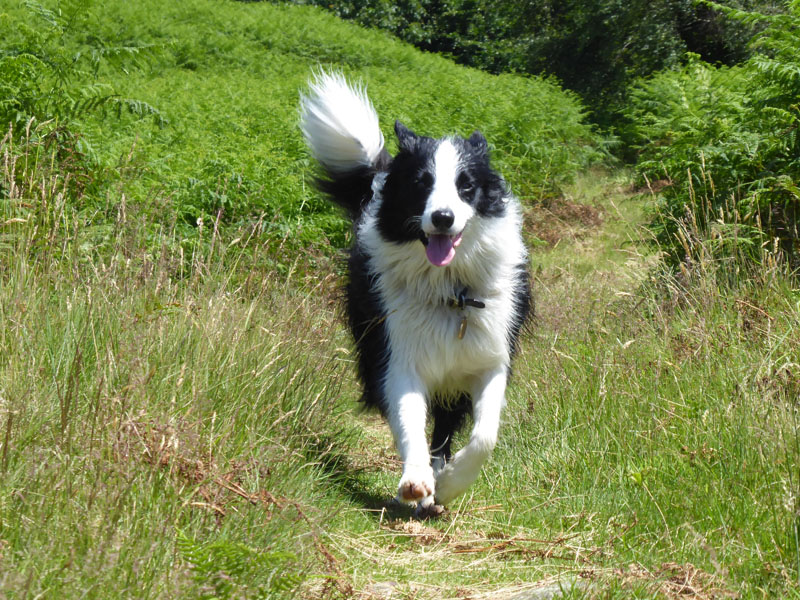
[447,287,485,310]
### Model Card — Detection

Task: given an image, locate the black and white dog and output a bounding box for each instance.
[300,73,531,516]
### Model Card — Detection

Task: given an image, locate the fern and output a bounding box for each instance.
[112,98,168,128]
[0,0,165,130]
[632,1,800,271]
[176,530,304,599]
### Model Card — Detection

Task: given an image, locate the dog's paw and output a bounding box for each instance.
[398,479,432,501]
[397,468,435,503]
[432,463,463,506]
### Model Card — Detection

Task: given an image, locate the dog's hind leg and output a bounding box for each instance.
[430,395,471,477]
[433,367,507,506]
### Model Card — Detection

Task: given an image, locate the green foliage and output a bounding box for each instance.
[0,128,351,598]
[287,0,772,127]
[0,0,165,131]
[630,1,800,270]
[0,0,602,256]
[177,531,303,598]
[3,107,800,596]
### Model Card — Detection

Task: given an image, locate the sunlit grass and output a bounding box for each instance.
[3,125,800,598]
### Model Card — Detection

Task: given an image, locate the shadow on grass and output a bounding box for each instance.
[308,431,414,521]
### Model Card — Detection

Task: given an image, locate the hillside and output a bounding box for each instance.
[1,0,599,250]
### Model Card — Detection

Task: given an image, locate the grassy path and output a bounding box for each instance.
[319,172,663,598]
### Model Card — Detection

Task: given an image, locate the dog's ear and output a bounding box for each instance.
[468,130,489,155]
[395,120,418,152]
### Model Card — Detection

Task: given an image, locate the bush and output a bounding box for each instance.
[630,1,800,271]
[285,0,770,128]
[1,0,603,258]
[0,0,164,133]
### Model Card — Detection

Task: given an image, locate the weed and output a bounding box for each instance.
[176,531,303,598]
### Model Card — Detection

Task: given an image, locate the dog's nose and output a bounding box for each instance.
[431,209,455,230]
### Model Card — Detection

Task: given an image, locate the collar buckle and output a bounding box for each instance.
[447,287,485,310]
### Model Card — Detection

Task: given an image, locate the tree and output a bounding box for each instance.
[288,0,780,127]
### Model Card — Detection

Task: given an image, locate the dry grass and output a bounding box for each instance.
[524,196,604,248]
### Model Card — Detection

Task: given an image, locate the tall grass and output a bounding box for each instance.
[3,127,800,599]
[0,2,604,595]
[0,128,356,598]
[3,2,800,597]
[501,174,800,597]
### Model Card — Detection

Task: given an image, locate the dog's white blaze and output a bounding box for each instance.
[358,183,527,506]
[299,72,384,173]
[421,140,474,235]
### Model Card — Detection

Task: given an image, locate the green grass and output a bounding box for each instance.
[1,0,600,255]
[0,137,355,597]
[3,130,800,597]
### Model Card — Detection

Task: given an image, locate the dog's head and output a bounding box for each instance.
[375,121,508,267]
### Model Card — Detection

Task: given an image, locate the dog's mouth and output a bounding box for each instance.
[421,232,463,267]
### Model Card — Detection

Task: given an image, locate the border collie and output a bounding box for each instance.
[300,72,531,516]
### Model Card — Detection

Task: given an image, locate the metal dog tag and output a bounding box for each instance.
[458,316,468,340]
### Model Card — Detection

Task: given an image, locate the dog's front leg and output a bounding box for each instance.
[434,366,507,506]
[384,368,435,505]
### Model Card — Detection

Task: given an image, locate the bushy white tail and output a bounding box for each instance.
[300,72,385,173]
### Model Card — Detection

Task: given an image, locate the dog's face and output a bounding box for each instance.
[376,121,508,267]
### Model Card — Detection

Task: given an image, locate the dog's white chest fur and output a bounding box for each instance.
[385,287,505,393]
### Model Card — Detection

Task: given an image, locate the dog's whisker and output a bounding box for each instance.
[403,215,423,233]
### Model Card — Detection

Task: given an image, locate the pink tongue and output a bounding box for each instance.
[426,234,456,266]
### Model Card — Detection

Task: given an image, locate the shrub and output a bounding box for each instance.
[177,531,303,598]
[285,0,769,128]
[0,0,164,134]
[630,1,800,271]
[1,0,603,258]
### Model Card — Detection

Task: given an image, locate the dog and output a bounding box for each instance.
[300,72,531,516]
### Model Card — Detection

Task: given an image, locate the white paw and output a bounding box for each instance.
[434,437,494,505]
[397,467,435,503]
[433,463,461,505]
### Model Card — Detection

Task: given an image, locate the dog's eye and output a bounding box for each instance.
[416,172,433,188]
[458,176,476,195]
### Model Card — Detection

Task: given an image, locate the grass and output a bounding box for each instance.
[5,124,799,597]
[0,131,356,598]
[1,0,600,255]
[306,172,800,598]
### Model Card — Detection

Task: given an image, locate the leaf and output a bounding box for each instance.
[176,530,303,599]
